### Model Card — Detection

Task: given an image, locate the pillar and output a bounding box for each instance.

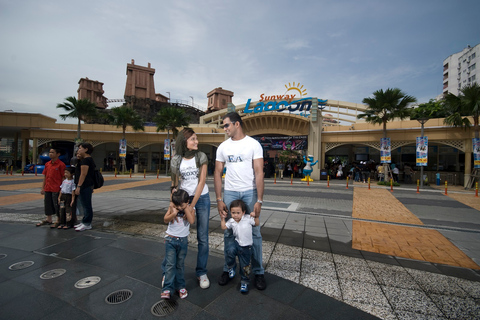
[21,138,28,169]
[307,98,323,180]
[13,133,19,169]
[464,139,472,188]
[32,139,38,164]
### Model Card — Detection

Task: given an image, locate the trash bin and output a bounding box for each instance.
[436,173,441,186]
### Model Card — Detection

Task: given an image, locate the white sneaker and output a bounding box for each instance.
[74,223,83,228]
[198,274,210,289]
[76,224,92,231]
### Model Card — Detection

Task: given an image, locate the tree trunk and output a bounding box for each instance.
[77,118,81,140]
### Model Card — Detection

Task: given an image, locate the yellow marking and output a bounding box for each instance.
[353,188,423,225]
[352,188,480,270]
[0,193,43,205]
[0,178,171,205]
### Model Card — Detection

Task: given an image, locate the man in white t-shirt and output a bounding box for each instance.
[214,112,266,290]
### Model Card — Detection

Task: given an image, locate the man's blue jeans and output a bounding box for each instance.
[223,189,264,275]
[79,186,93,226]
[162,236,188,292]
[195,193,210,277]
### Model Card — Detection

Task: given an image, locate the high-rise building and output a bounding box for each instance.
[443,43,479,96]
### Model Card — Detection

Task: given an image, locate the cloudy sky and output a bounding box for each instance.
[1,0,479,123]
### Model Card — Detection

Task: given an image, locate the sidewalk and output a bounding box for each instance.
[1,175,480,319]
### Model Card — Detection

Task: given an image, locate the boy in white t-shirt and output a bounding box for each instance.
[221,199,259,294]
[161,189,195,300]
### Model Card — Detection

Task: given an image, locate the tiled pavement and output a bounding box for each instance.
[1,174,480,319]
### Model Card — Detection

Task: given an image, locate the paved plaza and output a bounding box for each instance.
[0,174,480,319]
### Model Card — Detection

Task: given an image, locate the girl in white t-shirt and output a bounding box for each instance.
[161,189,195,300]
[220,199,259,294]
[170,128,211,289]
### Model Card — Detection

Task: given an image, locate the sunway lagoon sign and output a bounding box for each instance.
[243,82,327,118]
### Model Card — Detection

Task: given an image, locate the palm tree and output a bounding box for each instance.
[358,88,417,182]
[358,88,417,138]
[107,105,145,173]
[153,106,191,175]
[57,96,99,140]
[443,83,480,139]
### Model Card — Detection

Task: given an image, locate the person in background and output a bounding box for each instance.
[74,143,96,232]
[57,167,76,229]
[36,148,65,228]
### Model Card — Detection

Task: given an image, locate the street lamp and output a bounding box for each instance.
[417,118,429,188]
[189,96,194,107]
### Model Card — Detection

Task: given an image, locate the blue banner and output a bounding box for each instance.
[380,138,391,163]
[416,137,428,166]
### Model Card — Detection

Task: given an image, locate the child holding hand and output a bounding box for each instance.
[161,189,195,300]
[58,167,76,229]
[221,199,259,294]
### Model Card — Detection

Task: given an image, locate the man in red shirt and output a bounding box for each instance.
[36,148,66,227]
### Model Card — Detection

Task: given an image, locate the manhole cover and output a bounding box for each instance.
[74,276,101,289]
[40,269,67,279]
[0,254,6,260]
[151,300,177,317]
[9,261,34,270]
[105,289,133,305]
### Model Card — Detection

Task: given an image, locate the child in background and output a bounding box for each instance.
[58,167,76,229]
[221,199,260,294]
[161,189,195,300]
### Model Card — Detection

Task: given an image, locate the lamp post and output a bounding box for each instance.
[417,118,429,188]
[190,96,194,107]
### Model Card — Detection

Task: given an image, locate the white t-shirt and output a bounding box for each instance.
[60,179,76,194]
[225,215,256,246]
[216,135,263,192]
[179,157,209,196]
[166,210,191,238]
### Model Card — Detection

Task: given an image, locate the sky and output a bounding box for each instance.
[1,0,479,124]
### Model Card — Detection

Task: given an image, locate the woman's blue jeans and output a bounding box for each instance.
[79,186,93,226]
[222,189,264,275]
[195,193,210,277]
[162,236,188,292]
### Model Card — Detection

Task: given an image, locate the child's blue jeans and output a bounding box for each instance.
[226,241,252,284]
[162,235,188,292]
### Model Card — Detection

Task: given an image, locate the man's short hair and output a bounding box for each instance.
[50,148,62,155]
[78,143,94,155]
[171,189,190,206]
[223,112,243,127]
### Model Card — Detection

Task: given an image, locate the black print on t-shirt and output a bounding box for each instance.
[227,155,243,163]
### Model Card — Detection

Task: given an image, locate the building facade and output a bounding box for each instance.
[443,43,479,96]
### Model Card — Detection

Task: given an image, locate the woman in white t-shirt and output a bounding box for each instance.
[171,128,211,289]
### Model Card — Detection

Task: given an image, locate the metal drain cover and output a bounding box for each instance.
[105,289,133,305]
[9,261,34,270]
[74,276,101,289]
[40,269,67,279]
[151,300,177,317]
[0,254,6,260]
